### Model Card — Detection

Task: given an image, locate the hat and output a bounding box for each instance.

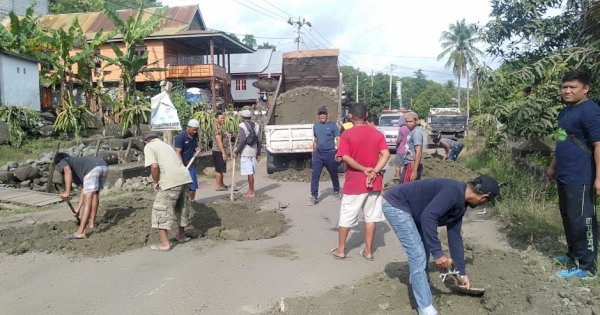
[317,106,328,114]
[241,109,252,118]
[143,131,160,142]
[187,119,200,128]
[404,111,419,120]
[470,175,500,204]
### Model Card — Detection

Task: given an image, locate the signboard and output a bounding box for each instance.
[150,91,181,131]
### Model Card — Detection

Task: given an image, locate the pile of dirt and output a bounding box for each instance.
[268,168,342,183]
[269,245,600,314]
[273,86,339,125]
[421,155,479,181]
[0,191,287,257]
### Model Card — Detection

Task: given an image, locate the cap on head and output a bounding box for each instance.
[187,119,200,128]
[404,111,419,120]
[317,106,328,115]
[470,175,500,204]
[143,131,160,142]
[241,109,252,118]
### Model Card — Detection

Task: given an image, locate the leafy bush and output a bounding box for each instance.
[0,105,41,147]
[54,103,95,140]
[461,149,562,245]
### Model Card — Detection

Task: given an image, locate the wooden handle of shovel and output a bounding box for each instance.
[229,134,238,201]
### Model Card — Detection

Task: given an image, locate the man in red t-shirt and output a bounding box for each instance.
[331,103,390,260]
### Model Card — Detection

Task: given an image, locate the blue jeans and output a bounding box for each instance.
[449,143,464,161]
[382,201,437,315]
[310,150,340,198]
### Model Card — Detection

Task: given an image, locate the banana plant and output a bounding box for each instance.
[100,1,165,135]
[0,105,39,147]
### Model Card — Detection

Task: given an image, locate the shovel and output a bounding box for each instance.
[64,197,81,225]
[439,267,486,297]
[228,134,238,201]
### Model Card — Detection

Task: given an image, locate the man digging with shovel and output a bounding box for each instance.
[54,153,108,239]
[382,175,500,315]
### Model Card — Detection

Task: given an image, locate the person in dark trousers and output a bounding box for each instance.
[175,119,200,201]
[55,153,108,239]
[382,175,500,315]
[309,106,341,205]
[212,111,231,191]
[547,69,599,279]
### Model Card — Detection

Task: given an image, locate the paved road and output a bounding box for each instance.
[0,153,501,315]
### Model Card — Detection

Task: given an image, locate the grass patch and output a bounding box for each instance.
[0,138,66,166]
[460,148,563,252]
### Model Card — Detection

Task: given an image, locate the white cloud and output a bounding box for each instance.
[162,0,493,84]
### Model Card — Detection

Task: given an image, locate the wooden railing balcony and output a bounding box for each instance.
[166,64,228,80]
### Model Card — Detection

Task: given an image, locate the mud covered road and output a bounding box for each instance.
[0,154,598,314]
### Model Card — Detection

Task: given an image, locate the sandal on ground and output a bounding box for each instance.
[170,236,191,243]
[330,248,346,259]
[65,234,85,240]
[215,186,228,191]
[359,249,374,261]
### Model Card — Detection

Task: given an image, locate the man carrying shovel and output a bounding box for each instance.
[54,153,108,239]
[175,119,200,201]
[381,175,500,315]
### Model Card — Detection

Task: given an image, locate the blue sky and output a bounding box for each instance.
[162,0,494,85]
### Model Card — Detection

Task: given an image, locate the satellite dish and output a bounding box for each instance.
[252,77,278,91]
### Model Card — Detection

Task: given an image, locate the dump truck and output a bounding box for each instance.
[426,107,468,147]
[264,49,343,174]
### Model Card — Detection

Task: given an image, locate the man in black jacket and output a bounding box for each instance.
[382,175,500,315]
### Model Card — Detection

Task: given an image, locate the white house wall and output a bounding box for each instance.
[231,75,258,101]
[0,54,41,111]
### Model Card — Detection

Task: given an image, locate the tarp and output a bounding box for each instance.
[150,91,181,131]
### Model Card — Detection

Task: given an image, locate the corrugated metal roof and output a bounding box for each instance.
[230,49,282,74]
[35,5,201,38]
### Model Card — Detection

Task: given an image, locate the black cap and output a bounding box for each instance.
[470,175,500,204]
[317,106,328,114]
[143,131,160,142]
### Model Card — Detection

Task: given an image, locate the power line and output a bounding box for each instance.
[261,0,293,18]
[231,0,287,22]
[246,0,289,20]
[343,50,439,59]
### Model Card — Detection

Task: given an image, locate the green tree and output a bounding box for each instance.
[437,19,482,107]
[483,0,584,60]
[100,1,165,135]
[257,42,276,50]
[0,6,41,55]
[340,66,397,115]
[412,83,453,118]
[242,34,257,50]
[49,0,162,14]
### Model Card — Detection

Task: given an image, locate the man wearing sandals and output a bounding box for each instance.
[55,153,108,239]
[331,103,390,261]
[144,132,193,251]
[382,175,500,315]
[233,110,261,198]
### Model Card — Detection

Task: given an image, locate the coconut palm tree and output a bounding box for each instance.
[437,19,483,108]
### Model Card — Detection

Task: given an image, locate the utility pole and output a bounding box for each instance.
[356,73,359,102]
[397,80,403,108]
[370,70,374,103]
[288,17,311,51]
[389,64,395,109]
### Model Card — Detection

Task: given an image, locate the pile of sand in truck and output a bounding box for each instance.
[272,86,339,125]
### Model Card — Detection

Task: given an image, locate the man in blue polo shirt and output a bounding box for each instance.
[175,119,200,201]
[382,175,500,315]
[547,69,600,279]
[309,106,341,206]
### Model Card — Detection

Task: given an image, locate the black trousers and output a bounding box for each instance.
[558,182,598,273]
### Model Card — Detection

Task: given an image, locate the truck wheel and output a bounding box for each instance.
[267,152,277,174]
